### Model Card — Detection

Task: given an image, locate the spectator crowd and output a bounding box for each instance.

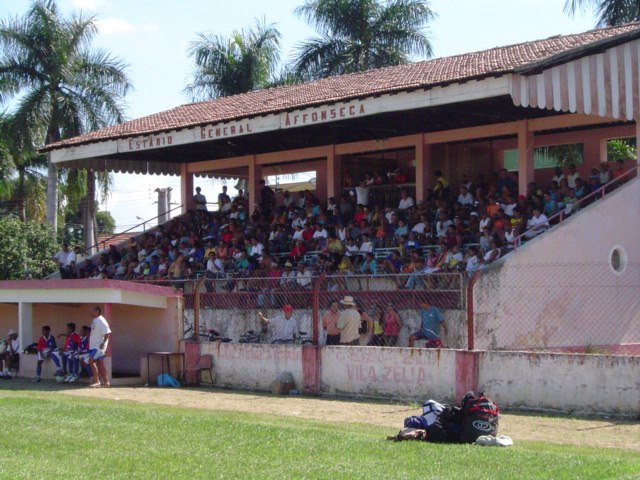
[58,159,632,291]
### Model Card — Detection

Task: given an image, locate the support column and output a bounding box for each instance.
[415,134,430,203]
[18,302,33,352]
[180,163,195,214]
[248,155,262,215]
[326,145,340,199]
[517,120,535,195]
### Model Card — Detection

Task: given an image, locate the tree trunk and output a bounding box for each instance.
[83,170,96,253]
[45,155,58,231]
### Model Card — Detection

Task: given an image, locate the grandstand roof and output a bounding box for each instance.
[45,23,640,152]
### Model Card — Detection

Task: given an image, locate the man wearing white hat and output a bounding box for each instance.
[337,296,361,346]
[0,330,19,378]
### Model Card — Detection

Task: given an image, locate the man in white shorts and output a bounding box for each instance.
[89,306,112,387]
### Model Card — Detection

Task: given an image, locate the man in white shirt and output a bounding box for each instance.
[54,244,76,279]
[354,180,369,206]
[336,296,361,345]
[457,186,474,206]
[0,329,19,378]
[194,186,207,211]
[566,164,579,189]
[296,263,313,290]
[398,190,415,210]
[89,306,112,388]
[525,207,549,239]
[258,304,298,344]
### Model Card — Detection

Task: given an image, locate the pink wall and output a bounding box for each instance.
[0,304,18,336]
[473,176,640,350]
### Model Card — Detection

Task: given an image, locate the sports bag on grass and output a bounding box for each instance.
[461,394,499,442]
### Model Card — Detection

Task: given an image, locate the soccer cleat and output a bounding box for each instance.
[68,375,78,383]
[33,377,41,383]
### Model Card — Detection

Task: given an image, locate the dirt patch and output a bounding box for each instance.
[58,385,640,451]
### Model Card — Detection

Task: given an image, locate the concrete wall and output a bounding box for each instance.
[478,351,640,416]
[195,342,640,416]
[112,299,182,374]
[200,341,303,391]
[473,176,640,351]
[0,304,18,335]
[320,346,457,401]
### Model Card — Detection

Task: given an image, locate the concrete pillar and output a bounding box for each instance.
[180,163,195,213]
[18,302,33,351]
[415,134,430,203]
[326,145,340,200]
[517,120,535,195]
[248,155,262,215]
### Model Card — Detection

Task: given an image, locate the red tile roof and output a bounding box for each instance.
[45,23,640,151]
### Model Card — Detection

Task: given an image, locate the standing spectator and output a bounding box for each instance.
[54,243,76,279]
[599,163,612,185]
[367,305,386,346]
[337,296,361,345]
[259,180,276,219]
[322,301,341,346]
[217,185,230,210]
[194,186,208,211]
[383,304,403,346]
[34,325,56,383]
[409,302,446,348]
[258,304,298,344]
[354,179,370,207]
[89,306,112,388]
[566,164,579,189]
[0,330,19,378]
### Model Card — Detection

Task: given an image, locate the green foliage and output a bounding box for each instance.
[96,210,116,234]
[293,0,434,80]
[607,138,637,162]
[0,215,57,279]
[565,0,640,27]
[185,17,281,100]
[0,392,638,479]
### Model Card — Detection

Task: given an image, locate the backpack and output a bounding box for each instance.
[426,405,464,443]
[461,393,500,442]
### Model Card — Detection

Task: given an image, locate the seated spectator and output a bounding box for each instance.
[463,247,480,274]
[524,207,549,239]
[398,190,415,210]
[457,186,473,206]
[296,262,313,290]
[0,330,19,378]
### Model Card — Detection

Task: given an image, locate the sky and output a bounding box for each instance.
[0,0,599,230]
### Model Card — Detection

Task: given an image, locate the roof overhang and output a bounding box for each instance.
[49,76,513,174]
[0,279,181,309]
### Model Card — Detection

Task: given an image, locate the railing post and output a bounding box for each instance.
[466,271,480,351]
[311,274,325,345]
[192,277,206,342]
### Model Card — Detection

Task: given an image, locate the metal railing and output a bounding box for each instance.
[511,165,637,249]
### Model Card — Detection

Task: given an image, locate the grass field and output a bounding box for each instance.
[1,386,639,479]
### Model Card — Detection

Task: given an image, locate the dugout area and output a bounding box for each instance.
[0,279,183,383]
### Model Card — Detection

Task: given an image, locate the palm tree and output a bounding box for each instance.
[185,18,281,100]
[0,0,131,242]
[293,0,434,80]
[0,113,48,222]
[565,0,640,26]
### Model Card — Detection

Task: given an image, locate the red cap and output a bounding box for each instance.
[283,304,294,313]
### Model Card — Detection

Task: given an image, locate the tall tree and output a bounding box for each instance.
[0,0,131,242]
[0,113,47,222]
[565,0,640,26]
[293,0,434,80]
[185,18,281,100]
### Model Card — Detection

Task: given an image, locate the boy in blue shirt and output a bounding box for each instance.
[409,302,446,348]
